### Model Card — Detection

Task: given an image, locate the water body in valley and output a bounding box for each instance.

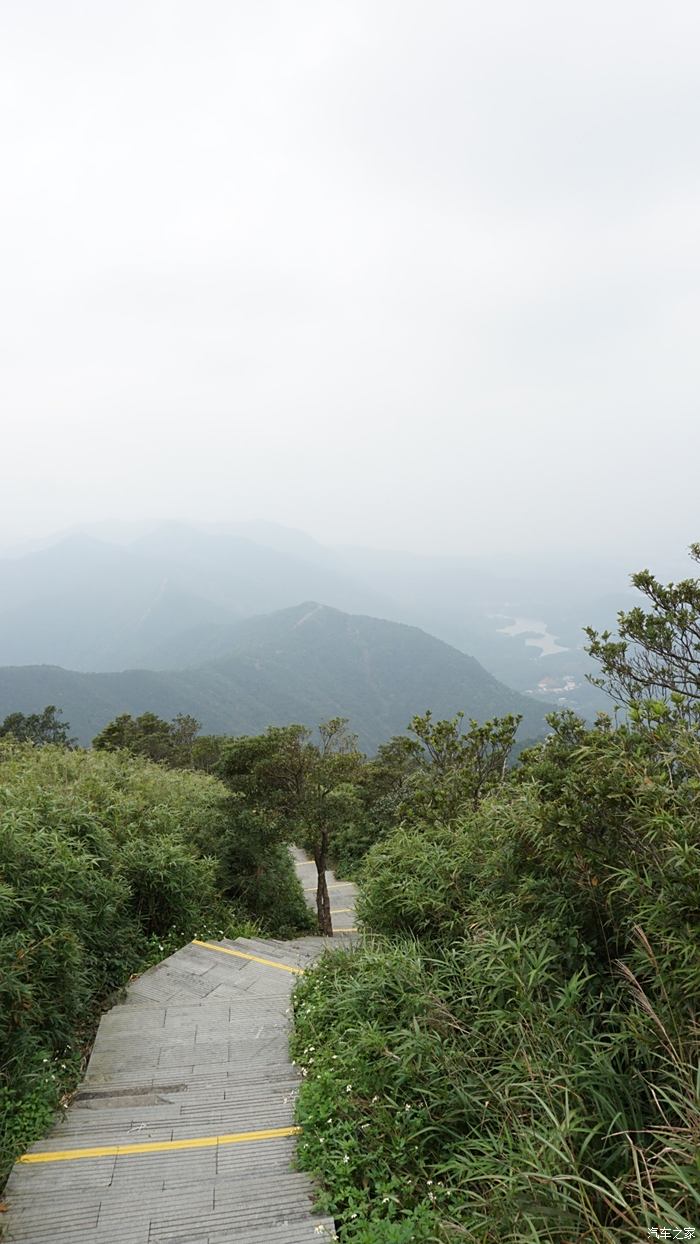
[496,616,569,657]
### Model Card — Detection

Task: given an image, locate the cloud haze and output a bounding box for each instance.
[2,0,699,558]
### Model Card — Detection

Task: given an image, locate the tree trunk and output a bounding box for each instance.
[314,832,333,936]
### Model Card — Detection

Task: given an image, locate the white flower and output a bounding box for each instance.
[343,1154,350,1164]
[345,1084,352,1092]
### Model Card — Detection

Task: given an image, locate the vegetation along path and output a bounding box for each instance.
[3,852,358,1243]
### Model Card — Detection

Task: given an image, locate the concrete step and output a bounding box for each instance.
[2,845,345,1244]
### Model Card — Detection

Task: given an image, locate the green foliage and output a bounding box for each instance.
[293,935,699,1242]
[295,698,700,1240]
[92,711,214,768]
[0,704,74,747]
[398,710,521,825]
[0,740,308,1185]
[328,736,423,877]
[585,542,700,715]
[220,719,364,933]
[216,802,315,936]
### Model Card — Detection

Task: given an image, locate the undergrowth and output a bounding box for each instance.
[0,741,309,1186]
[292,710,700,1240]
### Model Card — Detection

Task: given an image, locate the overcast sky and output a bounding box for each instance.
[2,1,699,559]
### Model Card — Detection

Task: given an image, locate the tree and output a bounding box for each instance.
[585,542,700,715]
[93,712,203,766]
[399,710,521,825]
[0,705,74,747]
[219,719,364,935]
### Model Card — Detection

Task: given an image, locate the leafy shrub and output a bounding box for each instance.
[218,804,315,936]
[294,709,700,1240]
[0,740,310,1185]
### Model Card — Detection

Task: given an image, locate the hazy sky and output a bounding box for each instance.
[2,1,699,558]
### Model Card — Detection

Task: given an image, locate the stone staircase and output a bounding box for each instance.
[2,853,358,1243]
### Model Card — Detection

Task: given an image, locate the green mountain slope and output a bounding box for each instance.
[0,603,550,751]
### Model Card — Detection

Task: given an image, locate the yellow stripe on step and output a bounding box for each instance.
[192,940,304,974]
[19,1125,302,1165]
[304,883,354,892]
[330,908,353,915]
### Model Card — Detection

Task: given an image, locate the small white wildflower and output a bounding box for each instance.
[345,1084,352,1093]
[343,1154,350,1164]
[404,1104,411,1112]
[427,1180,433,1186]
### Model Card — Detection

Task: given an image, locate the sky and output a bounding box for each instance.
[2,0,699,560]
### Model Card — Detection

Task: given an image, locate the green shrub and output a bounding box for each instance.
[295,710,700,1240]
[293,937,699,1242]
[217,804,315,936]
[0,740,309,1185]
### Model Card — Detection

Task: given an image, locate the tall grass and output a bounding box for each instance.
[292,713,700,1240]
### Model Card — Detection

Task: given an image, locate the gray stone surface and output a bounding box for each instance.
[2,849,356,1242]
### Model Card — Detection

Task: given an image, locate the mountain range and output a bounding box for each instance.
[0,519,637,719]
[0,601,550,752]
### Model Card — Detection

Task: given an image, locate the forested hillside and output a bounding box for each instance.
[0,521,633,718]
[0,603,550,749]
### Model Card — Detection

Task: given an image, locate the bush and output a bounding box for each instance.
[218,804,315,936]
[0,740,310,1185]
[294,710,700,1240]
[293,935,699,1242]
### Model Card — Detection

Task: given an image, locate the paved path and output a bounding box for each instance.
[2,851,358,1243]
[290,846,358,937]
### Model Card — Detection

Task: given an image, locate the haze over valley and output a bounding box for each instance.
[0,517,659,741]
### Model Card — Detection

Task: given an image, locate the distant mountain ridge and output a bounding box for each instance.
[0,525,394,671]
[0,518,633,719]
[0,602,550,752]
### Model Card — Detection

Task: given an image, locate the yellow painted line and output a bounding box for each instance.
[192,940,304,975]
[335,928,358,934]
[304,883,354,892]
[19,1125,302,1165]
[330,908,353,914]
